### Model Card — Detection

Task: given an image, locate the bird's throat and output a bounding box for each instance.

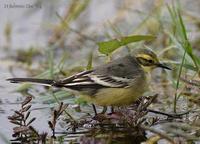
[140,65,154,73]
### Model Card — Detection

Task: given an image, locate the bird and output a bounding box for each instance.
[7,48,171,110]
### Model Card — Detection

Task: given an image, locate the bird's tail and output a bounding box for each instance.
[7,78,55,86]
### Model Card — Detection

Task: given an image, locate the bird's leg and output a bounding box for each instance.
[107,106,115,115]
[111,106,114,113]
[101,106,107,114]
[92,104,97,115]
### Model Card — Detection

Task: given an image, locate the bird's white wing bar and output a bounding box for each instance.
[110,76,132,82]
[64,81,95,86]
[89,74,131,88]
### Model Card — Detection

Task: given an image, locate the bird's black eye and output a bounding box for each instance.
[148,59,153,63]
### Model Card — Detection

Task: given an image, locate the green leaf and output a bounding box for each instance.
[97,35,156,55]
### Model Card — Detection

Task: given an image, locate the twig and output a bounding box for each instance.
[147,109,190,118]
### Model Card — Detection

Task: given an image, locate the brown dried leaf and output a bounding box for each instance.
[22,105,32,112]
[25,111,31,120]
[22,96,32,107]
[10,120,22,126]
[13,126,29,134]
[27,117,36,126]
[8,115,21,120]
[14,111,24,117]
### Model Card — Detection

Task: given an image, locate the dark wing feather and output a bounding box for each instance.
[52,70,131,91]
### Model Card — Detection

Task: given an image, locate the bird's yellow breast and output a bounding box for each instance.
[80,77,148,106]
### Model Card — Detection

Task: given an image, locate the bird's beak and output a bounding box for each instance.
[157,63,172,70]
